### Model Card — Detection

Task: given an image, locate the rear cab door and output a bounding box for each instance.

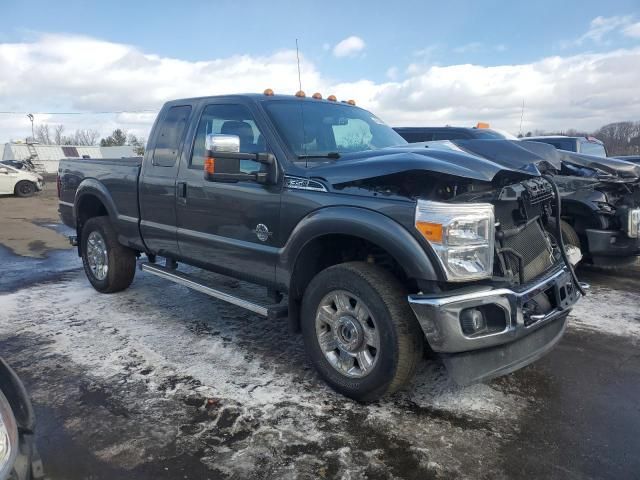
[139,103,193,256]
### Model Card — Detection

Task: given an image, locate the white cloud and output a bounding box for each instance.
[624,22,640,38]
[332,36,366,58]
[386,66,399,80]
[574,15,634,45]
[0,33,639,142]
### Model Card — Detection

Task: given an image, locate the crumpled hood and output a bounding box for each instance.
[309,139,561,185]
[551,148,640,181]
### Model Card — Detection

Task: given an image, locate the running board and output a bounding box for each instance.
[140,262,288,320]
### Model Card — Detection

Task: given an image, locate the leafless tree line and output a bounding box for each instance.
[32,124,146,155]
[34,124,100,146]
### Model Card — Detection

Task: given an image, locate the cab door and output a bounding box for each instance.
[139,104,192,256]
[175,102,281,285]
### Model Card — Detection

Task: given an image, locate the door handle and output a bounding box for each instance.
[177,182,187,198]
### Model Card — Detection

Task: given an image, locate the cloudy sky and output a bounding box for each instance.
[1,0,639,143]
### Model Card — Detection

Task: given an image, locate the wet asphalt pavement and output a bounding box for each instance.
[0,242,639,479]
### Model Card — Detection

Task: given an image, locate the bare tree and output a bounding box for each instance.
[54,125,66,145]
[74,129,100,146]
[34,124,53,144]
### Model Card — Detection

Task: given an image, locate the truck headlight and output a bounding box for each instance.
[415,200,495,281]
[628,208,640,238]
[0,391,18,479]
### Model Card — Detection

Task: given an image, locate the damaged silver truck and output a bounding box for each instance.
[59,92,584,401]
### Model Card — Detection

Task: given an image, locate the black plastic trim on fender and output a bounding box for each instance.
[276,206,441,289]
[74,179,119,224]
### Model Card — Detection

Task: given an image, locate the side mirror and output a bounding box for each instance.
[203,134,276,184]
[0,168,8,174]
[205,133,240,154]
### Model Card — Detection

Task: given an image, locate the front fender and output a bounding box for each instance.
[276,206,441,289]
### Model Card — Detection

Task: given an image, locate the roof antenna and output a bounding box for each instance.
[295,38,303,92]
[519,99,525,137]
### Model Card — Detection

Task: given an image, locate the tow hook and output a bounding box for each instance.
[68,235,78,246]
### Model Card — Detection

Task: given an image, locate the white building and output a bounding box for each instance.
[2,142,138,173]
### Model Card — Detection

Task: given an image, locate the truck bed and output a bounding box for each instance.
[58,157,143,248]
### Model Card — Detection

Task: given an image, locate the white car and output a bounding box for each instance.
[0,164,43,197]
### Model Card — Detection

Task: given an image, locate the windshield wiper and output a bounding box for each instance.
[297,152,341,160]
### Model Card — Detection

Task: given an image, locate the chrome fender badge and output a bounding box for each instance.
[254,224,272,242]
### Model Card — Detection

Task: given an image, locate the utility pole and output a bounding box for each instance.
[27,114,34,141]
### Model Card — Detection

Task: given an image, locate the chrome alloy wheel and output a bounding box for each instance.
[86,231,108,281]
[315,290,380,378]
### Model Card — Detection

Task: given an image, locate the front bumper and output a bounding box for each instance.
[408,267,580,384]
[585,228,640,257]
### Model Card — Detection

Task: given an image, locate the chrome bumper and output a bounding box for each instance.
[408,267,579,354]
[408,267,579,385]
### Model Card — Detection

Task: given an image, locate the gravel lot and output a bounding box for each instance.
[0,187,639,479]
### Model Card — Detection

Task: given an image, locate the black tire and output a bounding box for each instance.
[14,181,36,197]
[81,216,136,293]
[301,262,423,402]
[560,219,581,249]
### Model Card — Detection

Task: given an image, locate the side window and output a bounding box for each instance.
[191,104,265,174]
[152,105,192,167]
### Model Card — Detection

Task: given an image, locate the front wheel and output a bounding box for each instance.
[81,216,136,293]
[301,262,423,402]
[14,181,36,197]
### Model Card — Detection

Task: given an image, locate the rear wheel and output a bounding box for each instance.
[14,181,36,197]
[301,262,423,402]
[81,216,136,293]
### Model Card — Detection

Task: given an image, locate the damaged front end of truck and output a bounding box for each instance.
[310,140,583,384]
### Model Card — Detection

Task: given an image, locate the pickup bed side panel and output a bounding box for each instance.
[59,158,144,250]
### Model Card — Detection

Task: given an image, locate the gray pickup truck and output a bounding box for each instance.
[58,92,582,401]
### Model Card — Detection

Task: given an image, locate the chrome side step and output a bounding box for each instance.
[140,262,287,320]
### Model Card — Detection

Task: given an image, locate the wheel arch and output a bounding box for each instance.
[279,206,440,332]
[73,179,118,254]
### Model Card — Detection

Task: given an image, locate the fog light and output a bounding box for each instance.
[460,308,487,335]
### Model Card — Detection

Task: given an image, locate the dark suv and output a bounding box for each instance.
[526,136,608,157]
[394,126,511,142]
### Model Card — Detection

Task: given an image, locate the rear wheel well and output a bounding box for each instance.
[76,195,108,249]
[288,234,416,331]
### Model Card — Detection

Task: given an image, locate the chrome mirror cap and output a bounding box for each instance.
[205,133,240,153]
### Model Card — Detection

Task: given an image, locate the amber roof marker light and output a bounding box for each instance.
[476,122,490,129]
[295,90,306,98]
[263,88,274,96]
[312,92,322,99]
[327,95,337,102]
[347,99,356,106]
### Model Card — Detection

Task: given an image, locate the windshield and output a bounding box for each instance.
[263,100,406,158]
[473,129,512,139]
[580,141,607,157]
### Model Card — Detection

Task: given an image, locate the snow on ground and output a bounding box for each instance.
[0,270,540,478]
[3,268,637,478]
[568,281,640,339]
